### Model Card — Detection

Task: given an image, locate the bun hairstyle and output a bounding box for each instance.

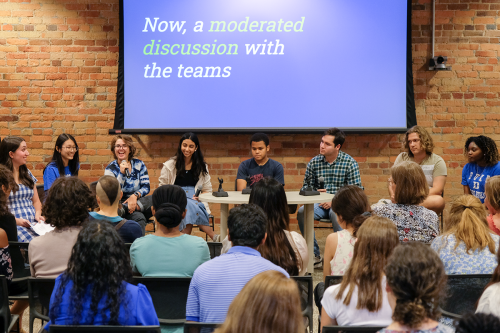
[152,185,187,229]
[331,185,371,237]
[385,242,446,328]
[154,203,184,228]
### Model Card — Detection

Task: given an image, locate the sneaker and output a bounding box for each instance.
[212,234,220,242]
[314,255,323,268]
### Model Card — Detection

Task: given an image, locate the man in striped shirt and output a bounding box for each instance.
[186,204,289,323]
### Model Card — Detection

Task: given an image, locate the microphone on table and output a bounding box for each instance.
[318,176,325,190]
[195,184,203,197]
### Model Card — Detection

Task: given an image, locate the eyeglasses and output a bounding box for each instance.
[62,146,78,152]
[114,145,128,149]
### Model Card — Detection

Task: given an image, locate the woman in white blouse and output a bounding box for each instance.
[477,247,500,316]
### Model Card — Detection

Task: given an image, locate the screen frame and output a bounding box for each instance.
[112,0,416,135]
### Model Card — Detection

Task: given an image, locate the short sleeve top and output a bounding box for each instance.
[461,162,500,203]
[394,153,447,187]
[7,169,37,223]
[236,158,285,187]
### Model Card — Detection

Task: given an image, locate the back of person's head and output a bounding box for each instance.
[152,185,187,229]
[336,216,399,312]
[331,185,371,237]
[249,178,300,275]
[228,204,266,248]
[456,313,500,333]
[405,125,434,156]
[250,133,269,146]
[214,270,304,333]
[444,195,495,255]
[96,175,121,207]
[324,128,346,148]
[485,175,500,211]
[391,161,429,205]
[385,242,446,329]
[0,164,18,217]
[50,220,132,325]
[42,177,95,229]
[0,136,34,188]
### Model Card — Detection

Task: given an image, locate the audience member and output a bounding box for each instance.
[221,178,308,275]
[297,128,363,265]
[45,220,159,330]
[235,133,284,190]
[476,246,500,317]
[391,125,446,213]
[431,195,499,274]
[88,175,142,243]
[30,177,95,278]
[321,216,398,329]
[186,204,289,323]
[379,242,453,333]
[0,136,44,242]
[0,164,28,332]
[158,132,217,240]
[462,135,500,203]
[130,185,210,276]
[324,185,371,279]
[456,313,500,333]
[43,134,79,193]
[214,271,303,333]
[373,161,439,244]
[485,175,500,235]
[105,134,152,234]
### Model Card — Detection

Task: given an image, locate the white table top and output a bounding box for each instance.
[199,191,334,204]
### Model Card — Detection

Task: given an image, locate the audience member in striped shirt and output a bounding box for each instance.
[186,204,289,323]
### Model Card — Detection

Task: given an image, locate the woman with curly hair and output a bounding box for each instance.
[0,136,44,242]
[159,132,217,240]
[320,216,398,329]
[462,135,500,203]
[379,242,452,333]
[431,195,499,274]
[214,270,304,333]
[29,177,96,278]
[373,161,439,244]
[45,220,159,331]
[43,133,80,193]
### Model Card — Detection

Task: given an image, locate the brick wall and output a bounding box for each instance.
[1,0,499,226]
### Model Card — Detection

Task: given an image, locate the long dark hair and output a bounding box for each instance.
[0,136,34,188]
[44,133,79,177]
[174,132,208,178]
[249,178,301,276]
[49,220,133,325]
[331,185,371,237]
[152,185,187,229]
[0,164,18,216]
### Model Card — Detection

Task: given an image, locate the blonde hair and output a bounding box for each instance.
[441,195,496,255]
[391,161,429,205]
[335,215,399,312]
[486,176,500,211]
[405,125,434,157]
[214,271,304,333]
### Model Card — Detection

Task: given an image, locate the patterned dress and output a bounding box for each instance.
[330,230,356,275]
[7,169,39,242]
[0,246,13,285]
[373,204,439,244]
[430,234,499,274]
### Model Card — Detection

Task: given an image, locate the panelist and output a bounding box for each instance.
[390,126,446,213]
[297,128,363,265]
[236,133,284,190]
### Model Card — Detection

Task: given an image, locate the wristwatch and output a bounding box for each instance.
[134,193,140,199]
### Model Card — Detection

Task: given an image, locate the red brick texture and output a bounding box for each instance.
[1,0,499,225]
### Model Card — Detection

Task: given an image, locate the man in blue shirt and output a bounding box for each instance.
[186,204,289,323]
[88,175,142,242]
[236,133,284,190]
[297,128,363,265]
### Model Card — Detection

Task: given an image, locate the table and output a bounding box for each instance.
[199,191,334,274]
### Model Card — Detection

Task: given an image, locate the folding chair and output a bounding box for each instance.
[292,276,313,333]
[0,275,20,333]
[28,277,56,333]
[206,242,222,259]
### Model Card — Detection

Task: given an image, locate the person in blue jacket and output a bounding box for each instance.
[43,133,79,193]
[44,220,159,331]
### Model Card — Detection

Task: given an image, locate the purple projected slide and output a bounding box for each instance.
[122,0,408,130]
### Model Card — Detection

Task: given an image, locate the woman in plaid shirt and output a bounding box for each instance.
[0,136,44,242]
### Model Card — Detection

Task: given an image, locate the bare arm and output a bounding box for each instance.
[320,307,338,331]
[32,186,44,222]
[236,179,247,191]
[464,185,471,195]
[429,175,446,196]
[323,232,338,281]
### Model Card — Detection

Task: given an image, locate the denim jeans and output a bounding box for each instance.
[123,195,153,235]
[297,203,341,257]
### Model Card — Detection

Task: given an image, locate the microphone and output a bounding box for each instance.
[125,168,130,178]
[195,184,203,197]
[318,176,325,190]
